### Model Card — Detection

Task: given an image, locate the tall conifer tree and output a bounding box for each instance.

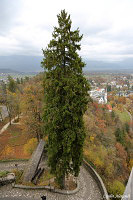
[42,10,90,188]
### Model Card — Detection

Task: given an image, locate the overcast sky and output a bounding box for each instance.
[0,0,133,62]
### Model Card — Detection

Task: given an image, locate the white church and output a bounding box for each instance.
[89,88,107,104]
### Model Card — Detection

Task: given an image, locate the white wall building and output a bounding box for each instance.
[89,88,107,104]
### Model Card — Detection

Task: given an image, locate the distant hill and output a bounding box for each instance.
[0,55,43,73]
[0,55,133,73]
[84,58,133,72]
[0,68,22,74]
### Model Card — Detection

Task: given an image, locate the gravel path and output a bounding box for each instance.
[0,161,27,171]
[0,161,103,200]
[0,116,20,135]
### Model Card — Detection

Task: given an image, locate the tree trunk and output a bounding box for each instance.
[0,112,3,121]
[60,174,65,189]
[9,114,12,125]
[36,132,40,142]
[18,113,19,121]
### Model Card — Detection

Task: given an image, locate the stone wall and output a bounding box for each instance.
[0,173,15,186]
[23,140,45,183]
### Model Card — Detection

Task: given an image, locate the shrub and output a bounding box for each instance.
[2,145,14,159]
[12,169,23,184]
[109,180,125,198]
[24,138,38,156]
[105,163,114,177]
[129,159,133,171]
[0,171,9,178]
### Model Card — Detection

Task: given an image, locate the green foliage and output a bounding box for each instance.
[0,159,29,163]
[13,169,23,184]
[125,122,129,133]
[107,85,111,92]
[20,78,23,84]
[16,78,20,84]
[114,109,130,123]
[108,180,125,198]
[105,163,114,177]
[0,81,6,103]
[7,75,17,93]
[42,10,89,188]
[5,91,21,124]
[0,171,9,178]
[24,76,29,82]
[111,111,115,118]
[24,138,38,156]
[115,128,126,145]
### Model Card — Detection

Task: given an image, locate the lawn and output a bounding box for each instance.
[0,171,10,178]
[114,109,130,123]
[0,121,31,160]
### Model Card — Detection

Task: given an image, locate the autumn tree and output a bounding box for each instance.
[24,138,38,156]
[5,91,20,125]
[21,77,43,141]
[42,10,89,188]
[0,81,6,103]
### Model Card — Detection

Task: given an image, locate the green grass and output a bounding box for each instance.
[115,109,130,123]
[0,171,9,178]
[0,158,29,163]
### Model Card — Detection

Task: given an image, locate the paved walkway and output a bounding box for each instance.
[0,161,103,200]
[0,116,19,135]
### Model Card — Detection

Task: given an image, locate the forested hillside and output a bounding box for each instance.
[84,98,132,196]
[0,73,132,196]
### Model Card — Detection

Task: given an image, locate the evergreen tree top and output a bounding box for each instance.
[42,9,84,73]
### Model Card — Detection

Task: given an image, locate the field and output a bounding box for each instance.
[114,109,130,123]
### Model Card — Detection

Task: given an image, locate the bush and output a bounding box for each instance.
[109,180,125,198]
[12,169,23,184]
[24,138,38,156]
[105,163,114,177]
[2,145,15,159]
[0,171,9,178]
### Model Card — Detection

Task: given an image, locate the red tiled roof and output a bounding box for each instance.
[106,104,112,110]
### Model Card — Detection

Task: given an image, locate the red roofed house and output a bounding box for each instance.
[106,104,112,112]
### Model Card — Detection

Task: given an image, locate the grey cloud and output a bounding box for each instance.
[81,24,111,36]
[97,28,133,45]
[0,0,22,35]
